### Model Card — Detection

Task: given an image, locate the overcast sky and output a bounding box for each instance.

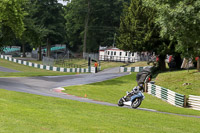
[57,0,68,5]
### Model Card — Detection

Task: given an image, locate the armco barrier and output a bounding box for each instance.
[119,66,146,72]
[188,95,200,111]
[147,83,186,107]
[0,55,90,73]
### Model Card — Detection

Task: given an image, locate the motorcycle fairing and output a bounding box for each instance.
[130,92,144,102]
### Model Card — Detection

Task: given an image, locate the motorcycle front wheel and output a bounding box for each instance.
[131,98,142,109]
[118,98,124,106]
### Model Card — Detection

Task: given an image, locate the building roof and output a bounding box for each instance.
[99,46,121,51]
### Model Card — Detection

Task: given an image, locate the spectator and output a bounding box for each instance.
[94,62,98,73]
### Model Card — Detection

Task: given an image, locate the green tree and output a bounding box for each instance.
[20,17,49,60]
[0,0,26,49]
[117,0,173,71]
[143,0,200,71]
[65,0,86,52]
[19,1,49,60]
[32,0,66,58]
[65,0,126,53]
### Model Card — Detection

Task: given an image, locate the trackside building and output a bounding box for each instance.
[99,46,140,63]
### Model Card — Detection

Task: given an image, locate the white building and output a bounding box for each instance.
[99,46,140,62]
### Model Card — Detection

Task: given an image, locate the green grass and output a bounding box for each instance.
[29,60,43,64]
[99,61,152,70]
[99,61,127,70]
[67,58,87,65]
[155,69,200,96]
[0,89,200,133]
[63,73,200,116]
[0,59,75,77]
[30,59,125,70]
[126,61,151,67]
[31,59,88,68]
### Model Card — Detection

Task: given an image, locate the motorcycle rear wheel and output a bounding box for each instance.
[131,98,142,109]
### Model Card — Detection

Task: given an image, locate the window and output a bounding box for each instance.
[108,51,110,55]
[111,51,113,55]
[120,52,122,56]
[125,52,128,56]
[114,51,116,55]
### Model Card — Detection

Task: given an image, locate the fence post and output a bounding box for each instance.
[144,83,148,92]
[184,95,187,107]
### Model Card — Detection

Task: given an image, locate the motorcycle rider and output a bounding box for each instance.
[130,83,144,102]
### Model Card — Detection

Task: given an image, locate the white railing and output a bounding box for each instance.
[147,83,186,107]
[188,95,200,111]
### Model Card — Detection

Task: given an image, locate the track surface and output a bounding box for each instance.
[0,66,20,72]
[0,67,199,118]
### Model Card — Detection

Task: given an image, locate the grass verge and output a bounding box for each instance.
[63,73,200,116]
[155,69,200,96]
[0,89,200,133]
[126,61,151,67]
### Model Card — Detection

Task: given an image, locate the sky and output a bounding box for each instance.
[57,0,68,5]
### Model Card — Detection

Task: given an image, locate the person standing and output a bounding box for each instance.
[94,62,98,73]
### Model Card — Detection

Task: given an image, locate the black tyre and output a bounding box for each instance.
[131,98,142,109]
[118,98,124,106]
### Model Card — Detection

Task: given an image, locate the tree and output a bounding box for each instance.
[65,0,126,53]
[143,0,200,71]
[20,17,49,60]
[0,0,26,48]
[18,1,49,60]
[117,0,173,71]
[32,0,66,58]
[65,0,86,52]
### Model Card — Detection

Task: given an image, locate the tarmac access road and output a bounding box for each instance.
[0,66,20,72]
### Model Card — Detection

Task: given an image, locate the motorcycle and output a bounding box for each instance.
[118,85,145,108]
[118,66,152,109]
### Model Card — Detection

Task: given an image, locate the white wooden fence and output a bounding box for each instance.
[188,95,200,111]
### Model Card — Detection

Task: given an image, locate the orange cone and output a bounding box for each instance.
[84,94,87,98]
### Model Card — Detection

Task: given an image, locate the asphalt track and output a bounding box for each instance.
[0,66,20,72]
[0,67,128,101]
[0,67,199,119]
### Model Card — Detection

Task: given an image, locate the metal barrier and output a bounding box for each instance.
[42,57,55,66]
[84,53,99,60]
